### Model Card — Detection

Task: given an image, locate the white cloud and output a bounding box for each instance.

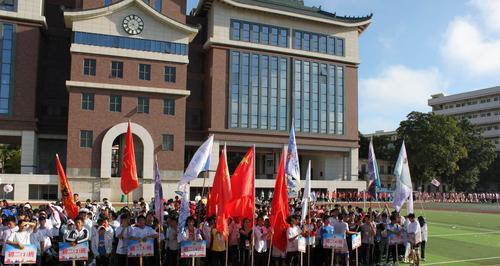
[359,65,448,133]
[441,0,500,76]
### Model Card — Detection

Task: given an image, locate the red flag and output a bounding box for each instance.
[211,146,232,238]
[121,121,139,195]
[206,187,215,217]
[270,148,290,252]
[226,147,255,219]
[55,154,79,220]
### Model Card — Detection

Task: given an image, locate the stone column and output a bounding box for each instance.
[21,131,37,174]
[349,148,359,181]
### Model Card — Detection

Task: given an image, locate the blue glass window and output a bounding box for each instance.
[164,66,176,83]
[242,23,250,42]
[0,23,14,114]
[279,29,288,48]
[104,0,112,6]
[231,21,240,40]
[261,26,269,45]
[294,60,302,131]
[251,24,260,43]
[260,55,269,129]
[230,51,240,128]
[0,0,15,11]
[294,31,302,50]
[154,0,162,11]
[293,30,345,57]
[336,38,345,56]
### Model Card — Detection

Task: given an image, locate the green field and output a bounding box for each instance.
[407,207,500,265]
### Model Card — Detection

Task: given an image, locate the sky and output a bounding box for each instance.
[186,0,500,134]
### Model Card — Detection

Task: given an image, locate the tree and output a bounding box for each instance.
[359,132,397,161]
[0,144,20,174]
[397,112,467,187]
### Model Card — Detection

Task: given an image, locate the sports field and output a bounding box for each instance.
[408,205,500,265]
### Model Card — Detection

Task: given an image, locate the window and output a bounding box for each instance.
[73,32,188,55]
[0,0,15,11]
[162,134,174,151]
[303,33,310,51]
[104,0,112,5]
[163,98,175,115]
[29,185,58,200]
[279,29,288,48]
[111,61,123,78]
[271,27,278,46]
[229,51,288,131]
[154,0,162,11]
[164,66,176,83]
[261,26,269,44]
[83,58,96,76]
[293,30,345,57]
[139,64,151,80]
[80,130,93,148]
[109,95,121,112]
[231,21,240,40]
[242,23,250,42]
[0,23,14,114]
[137,97,149,113]
[311,34,319,52]
[251,24,260,43]
[81,93,94,110]
[336,38,345,56]
[230,20,288,48]
[294,31,302,49]
[319,36,327,53]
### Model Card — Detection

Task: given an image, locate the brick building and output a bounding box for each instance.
[0,0,371,201]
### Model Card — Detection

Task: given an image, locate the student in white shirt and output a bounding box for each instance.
[254,215,269,266]
[115,214,132,266]
[1,217,17,258]
[65,218,90,266]
[7,220,36,248]
[418,216,427,261]
[165,216,179,266]
[286,215,301,266]
[91,226,112,266]
[131,215,158,266]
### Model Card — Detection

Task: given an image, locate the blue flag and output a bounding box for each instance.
[367,138,381,198]
[154,156,164,226]
[285,121,300,197]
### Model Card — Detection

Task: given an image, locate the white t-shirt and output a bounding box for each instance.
[333,221,349,238]
[286,226,301,252]
[407,221,422,244]
[8,230,32,245]
[2,227,17,255]
[115,226,132,255]
[421,224,428,242]
[132,225,156,239]
[254,225,268,253]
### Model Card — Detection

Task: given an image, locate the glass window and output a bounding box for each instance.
[139,64,151,80]
[311,63,319,133]
[163,98,175,115]
[137,97,149,113]
[294,31,302,50]
[0,0,15,11]
[104,0,112,6]
[230,51,240,128]
[320,64,327,133]
[251,24,260,43]
[260,55,269,129]
[311,34,319,52]
[109,95,121,112]
[231,21,240,40]
[80,130,93,148]
[279,29,288,48]
[29,185,58,200]
[328,37,335,55]
[251,54,259,128]
[83,58,96,76]
[328,65,336,133]
[336,66,344,134]
[241,53,250,128]
[336,38,344,56]
[261,26,269,45]
[294,60,302,131]
[111,61,123,78]
[0,23,14,114]
[242,23,250,42]
[279,58,287,130]
[319,35,327,53]
[81,93,94,110]
[164,66,176,83]
[270,57,278,130]
[271,27,278,46]
[162,134,174,151]
[154,0,162,11]
[303,33,310,51]
[0,183,14,200]
[303,61,310,132]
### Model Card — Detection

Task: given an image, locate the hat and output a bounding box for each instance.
[79,208,90,213]
[67,219,75,225]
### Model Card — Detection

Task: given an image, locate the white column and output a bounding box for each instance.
[21,131,37,174]
[349,148,359,181]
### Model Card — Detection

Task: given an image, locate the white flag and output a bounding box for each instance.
[285,121,300,197]
[301,160,311,222]
[177,183,190,243]
[177,135,214,192]
[392,141,414,214]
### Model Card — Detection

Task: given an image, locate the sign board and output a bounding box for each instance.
[388,233,404,245]
[322,233,344,249]
[59,242,89,261]
[4,244,37,264]
[351,233,362,249]
[127,239,154,257]
[180,240,206,258]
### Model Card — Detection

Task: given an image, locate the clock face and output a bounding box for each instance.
[122,15,144,35]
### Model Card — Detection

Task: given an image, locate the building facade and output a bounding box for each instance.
[429,86,500,152]
[0,0,371,202]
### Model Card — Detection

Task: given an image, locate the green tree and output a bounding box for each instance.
[359,132,397,161]
[0,144,20,174]
[397,112,467,187]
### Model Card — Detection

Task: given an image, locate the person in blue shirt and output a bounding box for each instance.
[386,215,402,265]
[321,215,334,265]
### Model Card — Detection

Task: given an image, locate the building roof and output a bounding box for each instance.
[194,0,372,33]
[64,0,199,41]
[428,86,500,105]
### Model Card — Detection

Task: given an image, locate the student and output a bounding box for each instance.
[334,213,357,266]
[165,216,179,266]
[418,216,427,261]
[254,215,269,266]
[1,216,17,263]
[407,213,422,262]
[91,226,112,266]
[65,217,90,266]
[386,215,401,265]
[228,217,241,266]
[115,214,132,266]
[131,215,158,266]
[7,219,36,248]
[210,228,226,266]
[321,215,334,266]
[180,216,203,266]
[238,218,252,266]
[360,215,376,265]
[286,215,301,266]
[33,217,52,266]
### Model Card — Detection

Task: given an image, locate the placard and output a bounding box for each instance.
[59,242,89,261]
[351,233,362,249]
[305,236,316,246]
[127,239,154,257]
[4,244,37,264]
[180,240,206,258]
[298,237,306,253]
[388,233,403,245]
[322,233,344,249]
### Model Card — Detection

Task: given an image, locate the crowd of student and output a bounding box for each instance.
[0,193,429,266]
[415,192,500,203]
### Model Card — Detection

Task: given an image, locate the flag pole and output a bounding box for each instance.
[251,144,256,266]
[225,239,228,266]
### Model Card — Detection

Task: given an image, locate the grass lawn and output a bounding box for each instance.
[407,207,500,265]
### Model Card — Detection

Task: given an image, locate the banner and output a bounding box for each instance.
[351,233,362,249]
[127,240,154,257]
[180,240,206,258]
[388,233,404,245]
[322,233,344,249]
[59,242,89,261]
[4,244,37,264]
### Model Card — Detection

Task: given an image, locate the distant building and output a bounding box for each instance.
[428,86,500,152]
